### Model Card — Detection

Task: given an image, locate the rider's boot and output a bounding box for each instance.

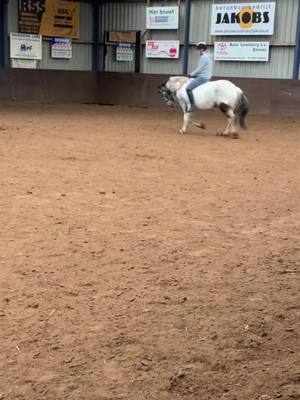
[186,89,194,112]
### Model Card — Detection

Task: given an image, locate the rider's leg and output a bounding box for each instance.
[186,77,208,111]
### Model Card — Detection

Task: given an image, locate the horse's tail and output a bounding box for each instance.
[235,90,249,130]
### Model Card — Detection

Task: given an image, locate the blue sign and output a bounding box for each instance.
[51,37,72,59]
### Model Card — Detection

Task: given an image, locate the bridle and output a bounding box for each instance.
[158,82,176,108]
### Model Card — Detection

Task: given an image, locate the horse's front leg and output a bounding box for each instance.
[179,112,191,134]
[192,119,206,129]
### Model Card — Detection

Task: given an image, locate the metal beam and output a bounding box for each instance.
[92,0,100,71]
[0,0,7,68]
[182,0,191,75]
[293,0,300,79]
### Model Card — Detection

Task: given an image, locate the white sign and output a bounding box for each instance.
[146,40,180,59]
[11,59,37,69]
[116,43,133,61]
[211,2,276,35]
[214,42,269,62]
[10,32,42,60]
[146,7,179,30]
[51,37,72,59]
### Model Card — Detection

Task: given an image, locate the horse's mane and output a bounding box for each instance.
[168,76,189,92]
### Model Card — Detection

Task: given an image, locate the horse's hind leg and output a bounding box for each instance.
[179,112,191,134]
[218,103,239,139]
[228,111,239,139]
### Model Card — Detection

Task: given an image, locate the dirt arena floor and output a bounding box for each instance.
[0,104,299,400]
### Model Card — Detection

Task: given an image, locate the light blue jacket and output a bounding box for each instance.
[191,52,213,79]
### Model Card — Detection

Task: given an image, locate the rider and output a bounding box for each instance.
[186,42,213,111]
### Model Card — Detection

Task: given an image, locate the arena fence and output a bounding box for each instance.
[0,70,299,116]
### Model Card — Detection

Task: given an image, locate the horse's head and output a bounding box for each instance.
[158,80,176,108]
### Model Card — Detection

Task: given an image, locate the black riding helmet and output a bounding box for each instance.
[195,42,207,51]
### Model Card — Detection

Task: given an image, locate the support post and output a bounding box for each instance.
[0,0,7,68]
[92,0,100,71]
[135,31,141,73]
[293,0,300,79]
[182,0,192,75]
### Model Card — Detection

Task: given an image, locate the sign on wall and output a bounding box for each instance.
[116,43,133,62]
[11,59,37,69]
[10,33,42,60]
[214,42,269,62]
[109,32,136,44]
[146,7,179,30]
[211,2,276,35]
[51,37,72,59]
[19,0,80,39]
[146,40,180,59]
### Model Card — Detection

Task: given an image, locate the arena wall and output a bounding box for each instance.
[0,69,98,103]
[0,69,299,116]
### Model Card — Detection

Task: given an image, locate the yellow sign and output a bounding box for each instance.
[109,32,137,44]
[19,0,79,39]
[40,0,79,39]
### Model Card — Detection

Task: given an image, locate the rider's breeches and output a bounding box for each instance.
[186,76,209,93]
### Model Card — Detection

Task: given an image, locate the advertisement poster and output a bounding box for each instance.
[10,32,42,60]
[51,37,72,58]
[211,2,276,35]
[146,7,179,29]
[214,41,269,61]
[146,40,180,59]
[19,0,79,39]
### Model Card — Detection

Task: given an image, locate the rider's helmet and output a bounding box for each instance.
[195,42,208,51]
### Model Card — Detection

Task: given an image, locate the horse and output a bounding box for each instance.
[158,76,249,139]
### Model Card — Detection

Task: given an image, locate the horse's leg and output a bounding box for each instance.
[229,114,239,139]
[179,112,191,134]
[218,104,239,138]
[192,119,206,129]
[216,116,232,137]
[226,109,239,139]
[219,119,232,137]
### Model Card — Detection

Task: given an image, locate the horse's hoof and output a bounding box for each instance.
[194,122,206,130]
[179,129,186,134]
[231,132,240,139]
[217,132,229,137]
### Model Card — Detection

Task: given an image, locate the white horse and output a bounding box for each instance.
[158,76,249,139]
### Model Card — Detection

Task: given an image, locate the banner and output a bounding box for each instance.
[10,32,42,60]
[146,40,179,59]
[51,37,72,58]
[19,0,79,39]
[214,42,269,62]
[146,7,179,30]
[211,2,276,35]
